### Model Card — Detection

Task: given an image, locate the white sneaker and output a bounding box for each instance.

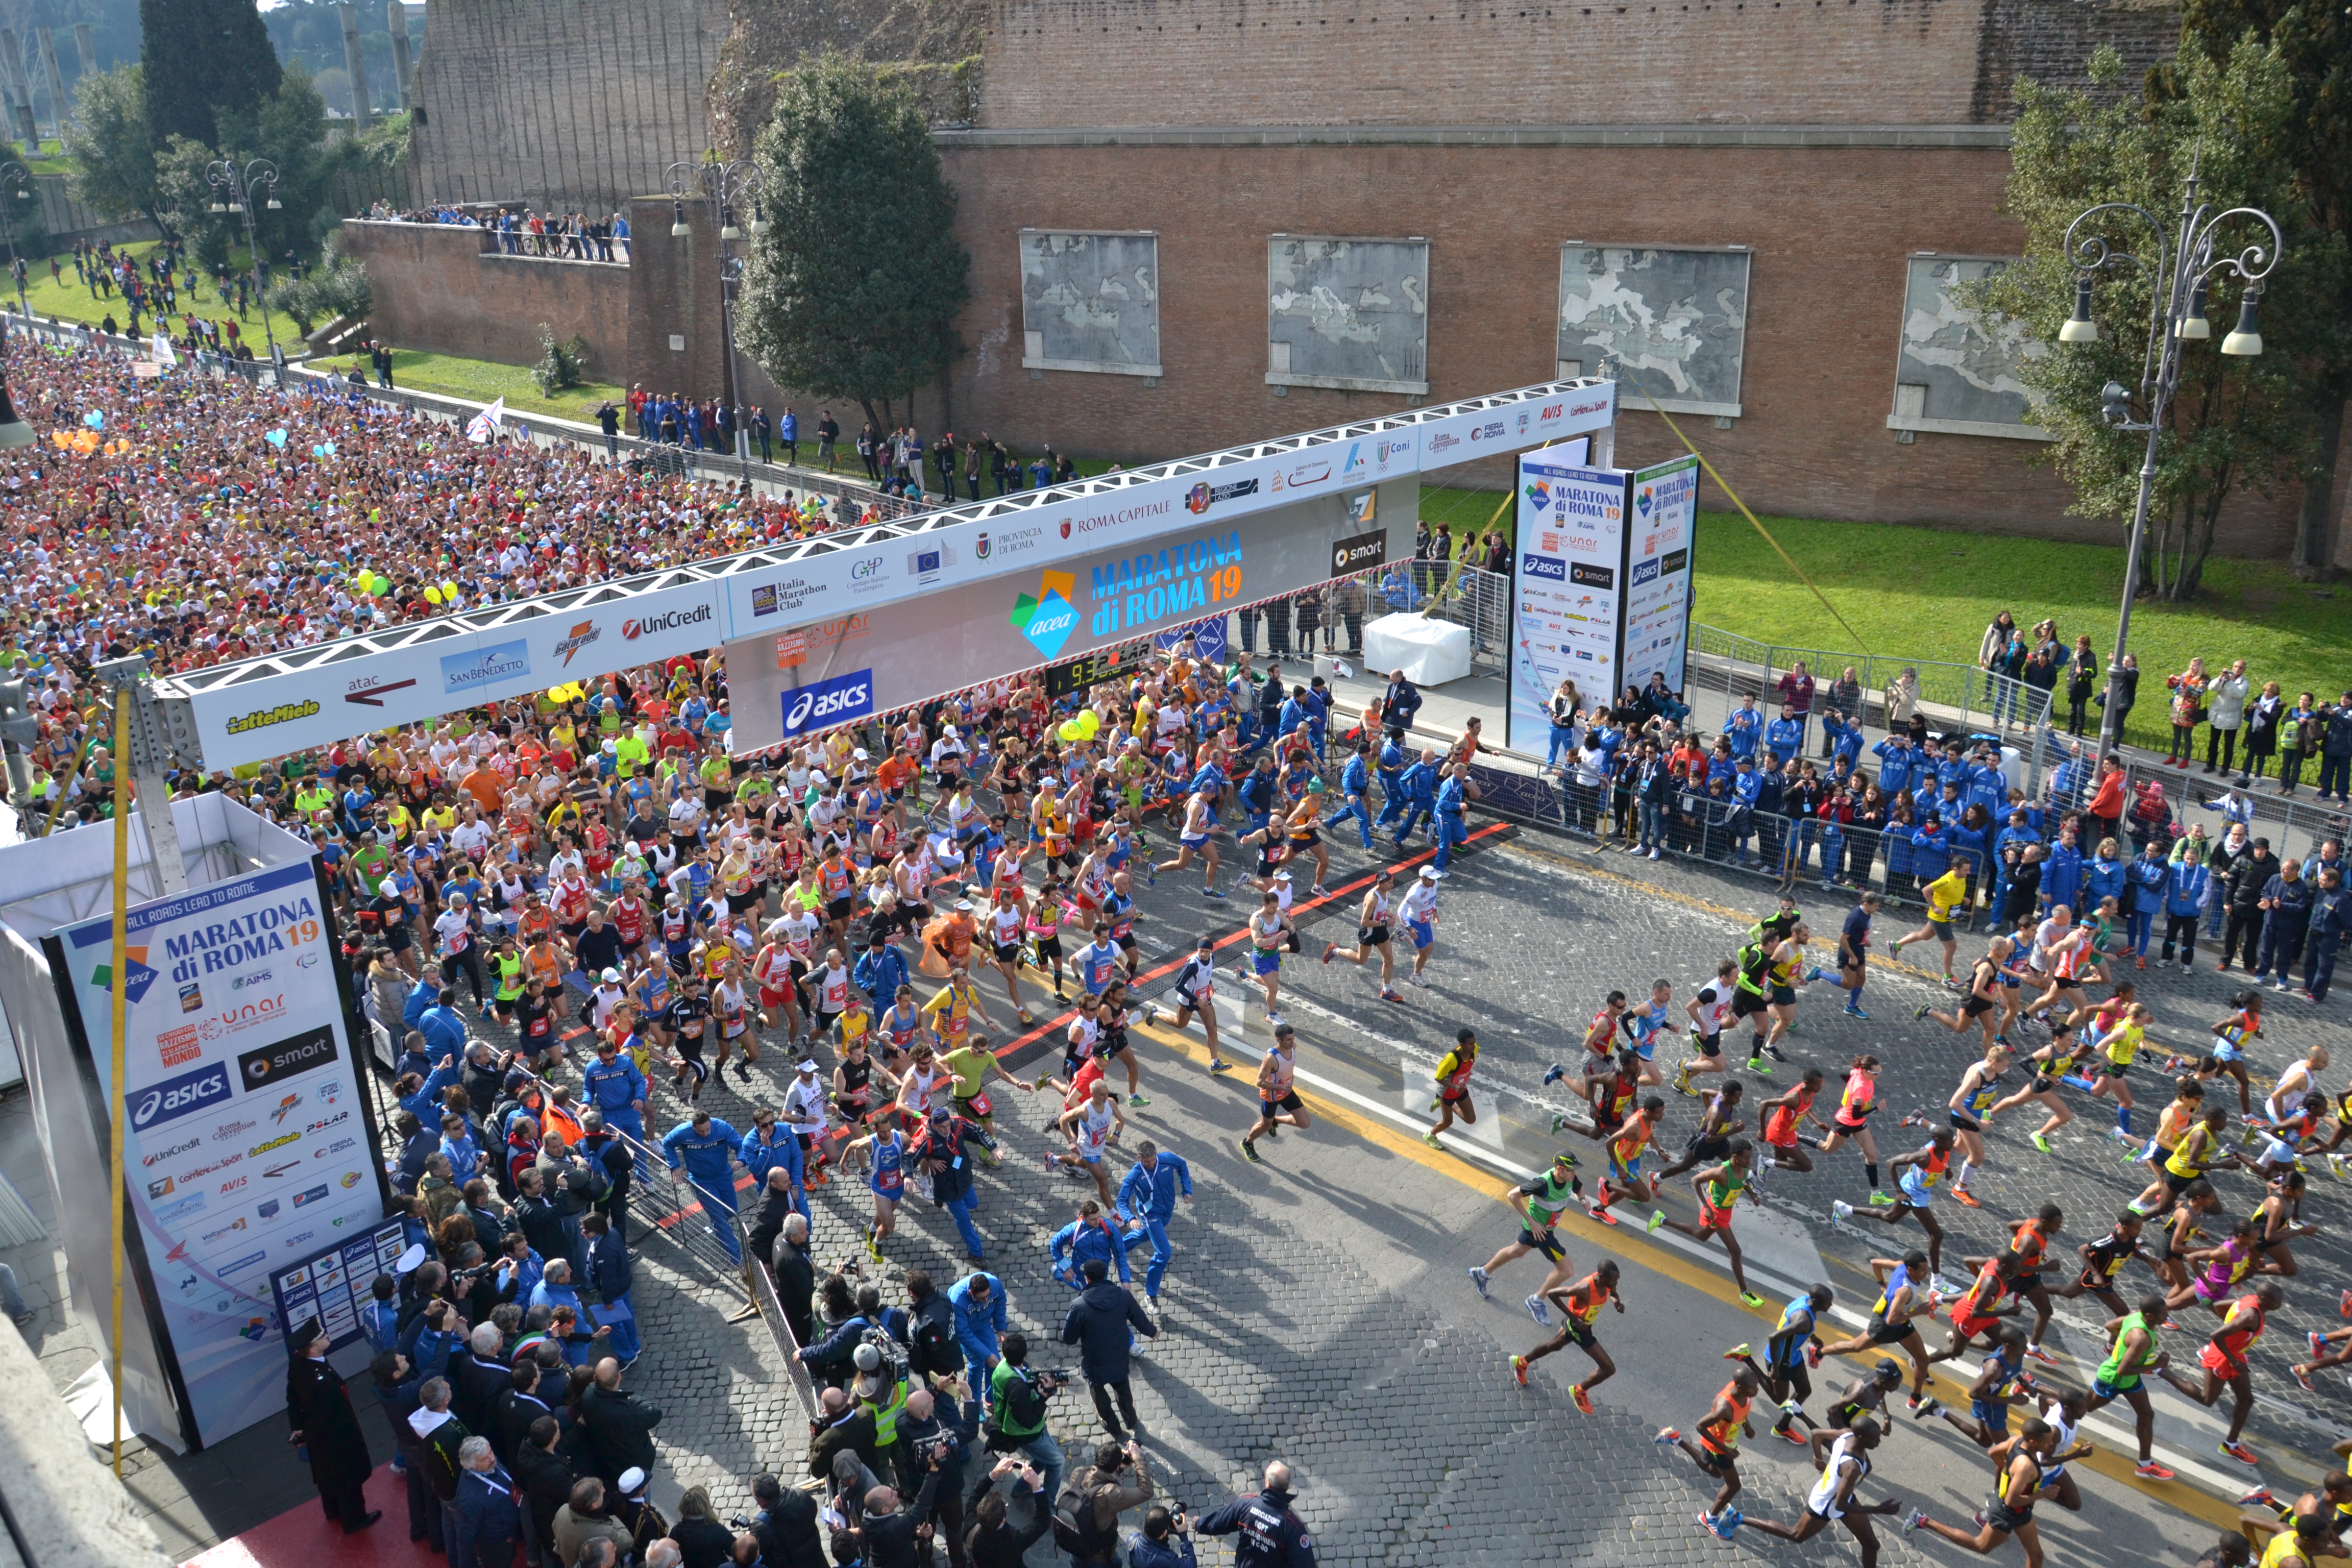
[1409,974,1431,988]
[1649,848,1661,860]
[1832,1199,1853,1218]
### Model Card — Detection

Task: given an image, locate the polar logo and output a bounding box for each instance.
[781,669,875,739]
[621,603,715,641]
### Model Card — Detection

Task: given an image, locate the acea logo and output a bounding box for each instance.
[1009,570,1081,659]
[90,946,159,1004]
[1523,480,1554,514]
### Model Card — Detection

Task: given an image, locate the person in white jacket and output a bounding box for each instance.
[2204,659,2251,777]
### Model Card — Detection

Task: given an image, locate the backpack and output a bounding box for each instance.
[1050,1472,1122,1561]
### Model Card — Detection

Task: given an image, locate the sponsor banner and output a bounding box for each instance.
[1417,383,1615,472]
[1510,448,1627,753]
[268,1218,409,1357]
[1622,455,1699,696]
[728,481,1414,752]
[63,860,381,1444]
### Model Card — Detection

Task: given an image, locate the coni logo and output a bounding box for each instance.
[1009,570,1081,659]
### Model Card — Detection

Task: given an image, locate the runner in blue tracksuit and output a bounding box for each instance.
[662,1111,744,1262]
[739,1112,807,1221]
[1375,734,1409,826]
[1048,1206,1134,1288]
[1434,767,1469,872]
[582,1041,649,1143]
[2041,829,2085,919]
[1323,742,1376,848]
[948,1271,1008,1412]
[1390,752,1439,848]
[1237,759,1280,835]
[1115,1141,1194,1302]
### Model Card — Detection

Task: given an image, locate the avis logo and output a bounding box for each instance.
[1009,571,1080,659]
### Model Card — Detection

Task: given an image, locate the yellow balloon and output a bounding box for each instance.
[1058,719,1082,743]
[424,586,444,605]
[1077,710,1100,739]
[442,580,458,598]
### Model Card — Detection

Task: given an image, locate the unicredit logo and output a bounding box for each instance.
[622,603,715,640]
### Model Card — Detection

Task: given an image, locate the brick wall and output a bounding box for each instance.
[407,0,729,215]
[336,220,632,378]
[974,0,2175,130]
[932,137,2299,556]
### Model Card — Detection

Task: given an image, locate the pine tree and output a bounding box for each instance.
[140,0,283,150]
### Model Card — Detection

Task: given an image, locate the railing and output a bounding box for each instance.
[479,230,630,264]
[2021,722,2352,870]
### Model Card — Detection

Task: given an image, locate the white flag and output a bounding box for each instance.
[465,397,506,445]
[150,332,178,366]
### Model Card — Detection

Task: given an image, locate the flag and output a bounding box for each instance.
[465,398,505,445]
[151,332,177,366]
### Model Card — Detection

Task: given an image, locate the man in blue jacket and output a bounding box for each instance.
[1389,749,1440,850]
[1115,1140,1194,1304]
[2041,822,2085,920]
[1765,705,1804,765]
[662,1110,744,1263]
[582,1036,648,1144]
[947,1271,1007,1414]
[1198,1461,1317,1568]
[1236,755,1280,836]
[1322,742,1377,850]
[449,1436,522,1568]
[1049,1200,1134,1288]
[1374,733,1410,828]
[1873,733,1916,799]
[1724,697,1762,763]
[1433,764,1471,873]
[1060,1258,1158,1443]
[855,931,911,1012]
[406,975,468,1063]
[581,1212,639,1365]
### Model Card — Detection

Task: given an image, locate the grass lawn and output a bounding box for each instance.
[17,237,313,353]
[369,347,624,423]
[1421,479,2352,752]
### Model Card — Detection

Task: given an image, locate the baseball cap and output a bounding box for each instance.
[1418,866,1441,881]
[601,968,621,983]
[797,1059,819,1073]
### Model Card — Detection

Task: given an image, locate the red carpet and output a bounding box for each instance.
[180,1466,427,1568]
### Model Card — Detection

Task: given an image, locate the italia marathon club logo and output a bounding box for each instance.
[1010,570,1081,659]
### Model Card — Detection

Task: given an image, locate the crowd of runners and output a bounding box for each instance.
[9,335,2349,1568]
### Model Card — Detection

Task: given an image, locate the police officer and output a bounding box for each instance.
[1197,1460,1315,1568]
[583,1037,649,1143]
[662,1110,744,1263]
[2305,865,2350,1002]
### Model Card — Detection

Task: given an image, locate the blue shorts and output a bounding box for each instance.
[2215,1040,2244,1063]
[1972,1399,2010,1430]
[1407,919,1435,950]
[1611,1155,1642,1183]
[1253,949,1282,976]
[1897,1174,1936,1208]
[1182,834,1209,849]
[2091,1374,2140,1401]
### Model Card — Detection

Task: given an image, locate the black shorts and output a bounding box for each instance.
[1114,933,1137,953]
[1962,994,1995,1018]
[1770,984,1797,1007]
[1553,1318,1597,1350]
[1359,923,1391,947]
[1984,1501,2031,1535]
[826,896,853,922]
[728,890,763,914]
[1034,936,1063,962]
[993,940,1021,965]
[1694,1032,1722,1059]
[1686,1134,1731,1162]
[1866,1316,1916,1347]
[704,787,730,812]
[1261,1091,1304,1116]
[1731,989,1769,1020]
[1517,1227,1567,1261]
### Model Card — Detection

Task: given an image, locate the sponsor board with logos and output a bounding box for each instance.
[1509,444,1625,754]
[61,856,384,1444]
[268,1217,408,1357]
[728,479,1417,752]
[1622,456,1699,696]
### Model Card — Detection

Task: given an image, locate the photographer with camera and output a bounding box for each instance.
[1128,1503,1198,1568]
[981,1332,1063,1508]
[1057,1439,1154,1568]
[896,1385,977,1567]
[965,1456,1050,1568]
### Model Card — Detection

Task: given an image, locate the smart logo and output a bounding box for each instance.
[779,668,874,739]
[131,1061,233,1132]
[90,946,159,1004]
[1521,553,1566,582]
[1009,570,1081,659]
[440,639,530,696]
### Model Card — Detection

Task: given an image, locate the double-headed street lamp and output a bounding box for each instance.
[207,157,283,363]
[2058,164,2281,769]
[0,160,30,320]
[666,157,767,469]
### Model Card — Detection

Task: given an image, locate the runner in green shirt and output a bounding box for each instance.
[2082,1292,2173,1478]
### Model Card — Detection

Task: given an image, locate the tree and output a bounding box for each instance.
[62,63,170,237]
[2177,0,2352,573]
[1986,41,2345,600]
[736,55,969,432]
[140,0,282,150]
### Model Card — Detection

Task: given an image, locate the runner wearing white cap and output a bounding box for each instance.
[1399,866,1444,988]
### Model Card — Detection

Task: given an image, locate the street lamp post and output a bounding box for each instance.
[206,157,283,365]
[666,157,767,473]
[2059,164,2281,771]
[0,160,31,321]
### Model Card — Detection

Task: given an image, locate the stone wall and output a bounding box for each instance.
[406,0,729,215]
[336,219,632,378]
[707,0,986,160]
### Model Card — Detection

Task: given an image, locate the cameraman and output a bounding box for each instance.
[1128,1503,1197,1568]
[1064,1440,1154,1568]
[981,1332,1062,1506]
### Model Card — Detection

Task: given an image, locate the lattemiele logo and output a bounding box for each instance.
[249,1132,300,1159]
[622,601,716,640]
[1009,570,1081,659]
[553,619,602,667]
[225,699,320,737]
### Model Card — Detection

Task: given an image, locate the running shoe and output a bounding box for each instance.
[1741,1291,1767,1308]
[2238,1486,2276,1508]
[1844,1005,1870,1019]
[1901,1509,1928,1537]
[1208,1059,1235,1073]
[1777,1422,1809,1448]
[1128,1092,1152,1108]
[1409,974,1430,988]
[2026,1345,2059,1366]
[1593,1205,1619,1226]
[2219,1440,2261,1466]
[2333,1154,2350,1181]
[1467,1266,1491,1297]
[2031,1133,2054,1154]
[1202,887,1227,900]
[1265,1011,1285,1028]
[1831,1198,1854,1225]
[1647,1210,1667,1233]
[1423,1131,1443,1149]
[2134,1459,2175,1480]
[1512,1354,1529,1387]
[1889,938,1905,959]
[2339,1287,2351,1320]
[1040,1150,1057,1175]
[1913,1398,1942,1419]
[1032,1072,1056,1092]
[2312,1331,2330,1357]
[1710,1510,1741,1540]
[1320,942,1336,965]
[1549,1113,1570,1135]
[1526,1294,1551,1325]
[1869,1190,1897,1207]
[1952,1188,1983,1208]
[2294,1364,2316,1392]
[1571,1383,1595,1415]
[1913,1002,1931,1021]
[1238,1137,1260,1163]
[1655,1426,1681,1448]
[1542,1063,1567,1086]
[1722,1343,1751,1361]
[1673,1066,1696,1097]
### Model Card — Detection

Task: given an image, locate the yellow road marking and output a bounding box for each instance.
[1129,1010,2246,1531]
